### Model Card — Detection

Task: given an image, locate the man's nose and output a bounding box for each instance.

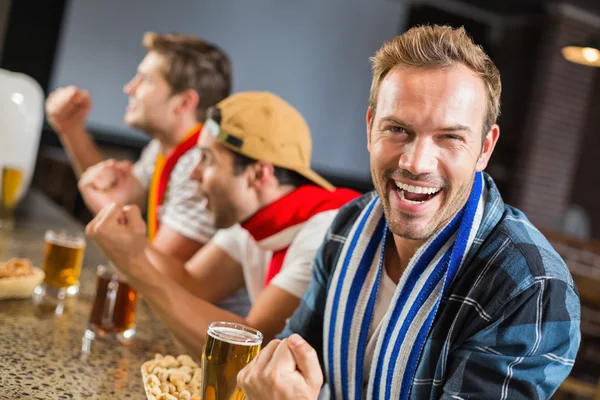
[398,137,438,175]
[123,76,139,95]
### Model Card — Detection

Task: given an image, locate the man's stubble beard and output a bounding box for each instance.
[372,166,476,241]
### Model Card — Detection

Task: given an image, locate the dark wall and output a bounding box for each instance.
[566,0,600,15]
[491,21,543,203]
[0,0,11,63]
[570,71,600,239]
[1,0,67,92]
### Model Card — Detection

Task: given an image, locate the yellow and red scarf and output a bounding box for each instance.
[147,123,202,241]
[241,185,360,286]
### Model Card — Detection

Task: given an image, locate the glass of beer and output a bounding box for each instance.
[38,229,86,297]
[85,264,138,343]
[0,165,24,229]
[201,322,263,400]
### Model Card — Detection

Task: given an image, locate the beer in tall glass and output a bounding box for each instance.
[0,166,24,226]
[41,230,85,295]
[201,322,263,400]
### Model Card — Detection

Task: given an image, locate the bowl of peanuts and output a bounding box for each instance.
[0,258,44,299]
[141,353,202,400]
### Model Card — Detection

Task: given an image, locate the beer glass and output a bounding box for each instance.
[201,322,263,400]
[85,264,138,343]
[0,165,24,229]
[38,229,86,296]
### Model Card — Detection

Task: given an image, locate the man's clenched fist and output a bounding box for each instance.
[46,85,92,136]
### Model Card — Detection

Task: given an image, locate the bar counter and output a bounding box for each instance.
[0,190,181,399]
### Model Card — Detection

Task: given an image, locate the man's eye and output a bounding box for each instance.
[387,126,407,134]
[442,134,462,141]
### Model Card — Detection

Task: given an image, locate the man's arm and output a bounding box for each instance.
[119,248,300,357]
[440,279,580,399]
[144,241,245,303]
[124,252,249,358]
[58,128,104,177]
[78,160,146,215]
[87,204,306,357]
[151,226,204,264]
[46,86,104,177]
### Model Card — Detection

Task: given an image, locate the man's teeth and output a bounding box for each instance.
[394,182,441,195]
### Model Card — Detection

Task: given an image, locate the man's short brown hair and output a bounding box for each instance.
[143,32,231,121]
[369,25,501,134]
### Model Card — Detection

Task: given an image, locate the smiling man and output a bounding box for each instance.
[237,25,580,400]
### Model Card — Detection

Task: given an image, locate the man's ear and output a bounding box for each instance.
[249,161,275,187]
[175,88,199,114]
[476,124,500,172]
[366,107,374,153]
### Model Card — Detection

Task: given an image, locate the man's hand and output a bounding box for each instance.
[86,203,148,274]
[46,86,92,136]
[78,160,144,214]
[79,159,120,191]
[238,334,323,400]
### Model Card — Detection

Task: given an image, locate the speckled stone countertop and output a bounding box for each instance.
[0,191,182,399]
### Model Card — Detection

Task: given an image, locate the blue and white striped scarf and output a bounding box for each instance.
[323,172,485,400]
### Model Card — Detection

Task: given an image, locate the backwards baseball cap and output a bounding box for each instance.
[203,91,334,191]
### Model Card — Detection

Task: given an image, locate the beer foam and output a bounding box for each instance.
[45,230,86,248]
[207,326,262,346]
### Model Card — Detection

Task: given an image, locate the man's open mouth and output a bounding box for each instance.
[395,181,442,205]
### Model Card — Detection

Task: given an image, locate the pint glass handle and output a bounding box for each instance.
[101,279,118,328]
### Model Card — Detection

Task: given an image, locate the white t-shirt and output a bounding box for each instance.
[211,210,338,302]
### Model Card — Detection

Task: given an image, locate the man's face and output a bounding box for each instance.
[367,65,499,240]
[123,52,179,134]
[189,131,256,229]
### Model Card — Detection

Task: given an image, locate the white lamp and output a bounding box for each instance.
[0,69,44,218]
[562,38,600,67]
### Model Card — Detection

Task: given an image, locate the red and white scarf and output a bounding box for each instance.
[241,185,360,286]
[147,124,202,241]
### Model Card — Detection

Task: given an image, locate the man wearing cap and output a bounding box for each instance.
[86,91,360,356]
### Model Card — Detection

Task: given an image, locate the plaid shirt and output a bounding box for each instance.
[279,174,580,399]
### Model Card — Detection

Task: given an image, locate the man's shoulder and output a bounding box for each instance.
[311,192,377,276]
[133,139,160,187]
[470,204,575,297]
[137,139,161,162]
[214,224,251,245]
[170,147,200,183]
[297,209,339,236]
[326,191,377,237]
